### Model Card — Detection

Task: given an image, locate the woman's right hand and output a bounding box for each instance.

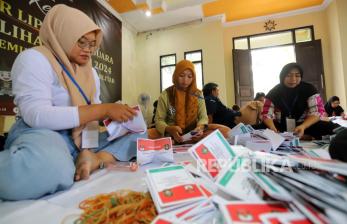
[105,103,137,122]
[165,126,183,143]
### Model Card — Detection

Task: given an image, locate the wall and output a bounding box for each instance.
[134,20,227,119]
[223,9,334,107]
[326,0,346,106]
[336,0,347,106]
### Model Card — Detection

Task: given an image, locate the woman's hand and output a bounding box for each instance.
[294,124,305,138]
[106,103,137,122]
[165,126,183,143]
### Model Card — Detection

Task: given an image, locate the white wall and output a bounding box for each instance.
[132,20,227,119]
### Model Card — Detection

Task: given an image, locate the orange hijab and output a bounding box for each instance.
[35,4,102,148]
[167,60,200,132]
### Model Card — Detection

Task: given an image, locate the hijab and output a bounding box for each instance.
[324,96,343,116]
[166,60,200,132]
[266,63,317,122]
[35,4,103,148]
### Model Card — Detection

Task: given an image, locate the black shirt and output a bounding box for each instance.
[204,96,239,128]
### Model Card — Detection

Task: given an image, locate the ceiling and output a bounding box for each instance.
[106,0,328,32]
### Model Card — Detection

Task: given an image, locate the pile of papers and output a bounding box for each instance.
[143,129,347,224]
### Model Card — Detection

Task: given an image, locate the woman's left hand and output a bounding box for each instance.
[294,125,305,138]
[191,126,204,141]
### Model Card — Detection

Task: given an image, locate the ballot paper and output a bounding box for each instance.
[103,105,147,141]
[288,155,347,176]
[218,201,290,224]
[146,165,207,213]
[250,171,292,201]
[137,137,174,165]
[188,130,238,180]
[215,157,263,201]
[260,212,311,224]
[228,122,252,136]
[253,129,285,150]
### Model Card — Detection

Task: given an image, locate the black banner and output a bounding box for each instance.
[0,0,122,115]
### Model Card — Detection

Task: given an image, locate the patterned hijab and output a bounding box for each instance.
[167,60,200,132]
[35,4,102,148]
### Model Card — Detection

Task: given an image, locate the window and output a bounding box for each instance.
[160,54,176,92]
[184,50,203,90]
[250,31,293,49]
[233,26,314,50]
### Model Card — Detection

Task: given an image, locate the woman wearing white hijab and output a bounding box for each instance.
[0,4,146,200]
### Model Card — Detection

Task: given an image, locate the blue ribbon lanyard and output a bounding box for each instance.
[281,95,298,118]
[56,59,91,105]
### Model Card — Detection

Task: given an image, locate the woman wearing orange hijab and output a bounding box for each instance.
[0,5,145,201]
[155,60,229,143]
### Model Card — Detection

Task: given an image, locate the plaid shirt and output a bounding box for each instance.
[262,94,325,122]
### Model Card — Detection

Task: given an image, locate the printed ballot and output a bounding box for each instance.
[215,157,263,201]
[188,130,237,180]
[146,165,207,213]
[103,105,147,141]
[219,201,290,224]
[137,137,174,165]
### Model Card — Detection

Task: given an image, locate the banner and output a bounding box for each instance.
[0,0,122,115]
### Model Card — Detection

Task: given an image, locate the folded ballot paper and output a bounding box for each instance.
[145,165,209,213]
[218,201,291,224]
[136,137,174,165]
[103,105,147,141]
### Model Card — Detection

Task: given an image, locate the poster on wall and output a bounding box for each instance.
[0,0,121,115]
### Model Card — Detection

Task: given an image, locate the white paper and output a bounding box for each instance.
[103,105,147,141]
[82,122,99,148]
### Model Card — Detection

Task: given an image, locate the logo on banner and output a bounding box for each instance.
[29,0,74,15]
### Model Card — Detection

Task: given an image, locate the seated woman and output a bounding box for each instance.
[155,61,230,143]
[262,62,338,139]
[0,5,146,201]
[324,96,345,117]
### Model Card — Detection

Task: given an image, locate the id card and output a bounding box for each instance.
[82,122,99,148]
[286,118,296,132]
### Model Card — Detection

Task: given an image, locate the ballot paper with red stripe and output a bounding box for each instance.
[219,201,290,224]
[137,137,174,165]
[188,130,237,180]
[146,165,206,213]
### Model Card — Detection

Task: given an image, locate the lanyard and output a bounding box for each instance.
[56,59,91,105]
[281,95,298,118]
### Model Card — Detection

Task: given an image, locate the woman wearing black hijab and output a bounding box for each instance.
[324,96,345,117]
[261,63,338,139]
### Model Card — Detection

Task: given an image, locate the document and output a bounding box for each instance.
[137,137,174,165]
[103,105,147,141]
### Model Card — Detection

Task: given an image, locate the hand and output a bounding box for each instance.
[106,103,137,122]
[270,127,279,133]
[165,126,183,143]
[294,125,305,138]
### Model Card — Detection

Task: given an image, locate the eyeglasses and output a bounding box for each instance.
[77,38,97,51]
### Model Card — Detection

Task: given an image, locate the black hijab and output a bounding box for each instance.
[266,63,317,124]
[324,96,343,116]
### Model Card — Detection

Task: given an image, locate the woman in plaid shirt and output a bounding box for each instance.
[261,63,338,139]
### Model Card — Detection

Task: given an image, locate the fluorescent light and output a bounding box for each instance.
[145,10,151,17]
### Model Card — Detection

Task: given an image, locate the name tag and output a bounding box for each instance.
[286,118,296,132]
[82,122,99,148]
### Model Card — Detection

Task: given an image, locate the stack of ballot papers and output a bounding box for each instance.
[145,165,211,213]
[143,128,347,224]
[103,105,147,141]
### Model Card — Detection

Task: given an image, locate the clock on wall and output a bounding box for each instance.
[264,20,277,32]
